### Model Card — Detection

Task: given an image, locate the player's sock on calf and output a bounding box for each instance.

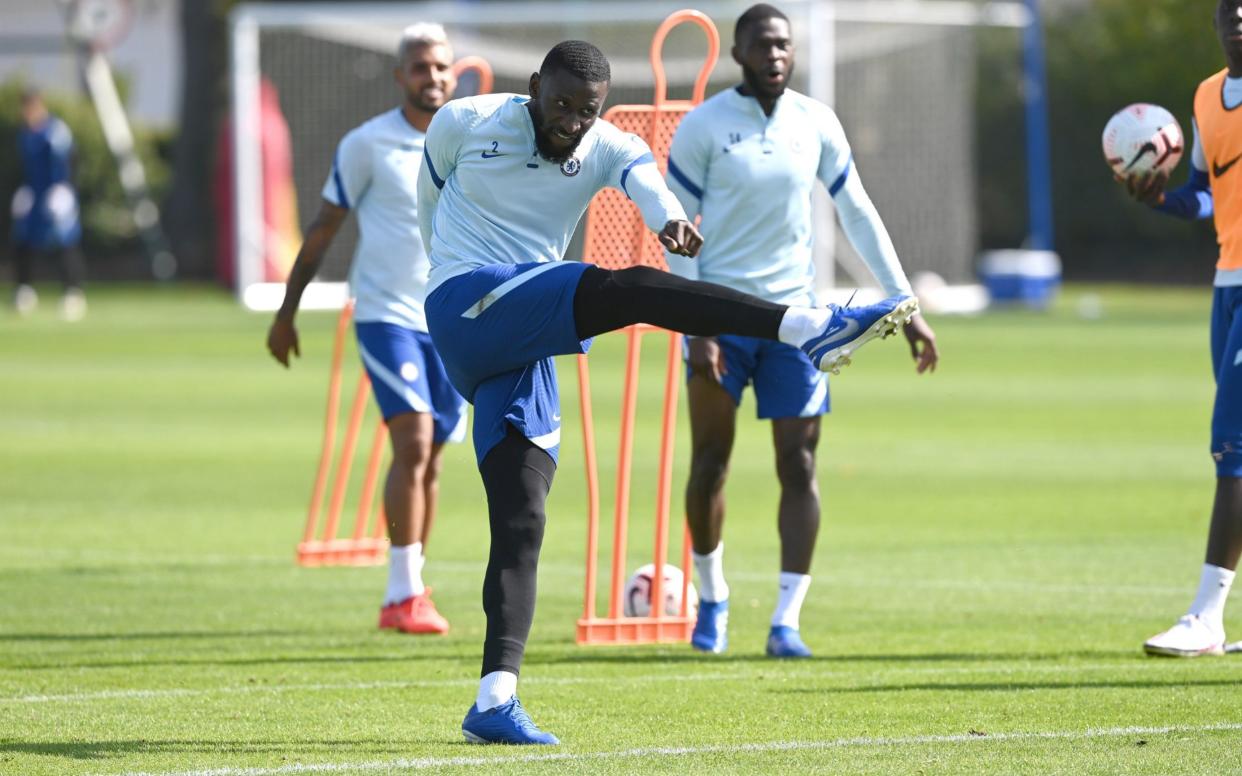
[692,544,729,604]
[385,543,425,604]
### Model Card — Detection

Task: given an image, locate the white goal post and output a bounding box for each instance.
[229,0,1031,312]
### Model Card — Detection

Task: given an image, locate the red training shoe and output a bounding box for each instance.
[378,591,450,635]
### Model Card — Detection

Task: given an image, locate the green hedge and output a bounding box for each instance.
[0,77,173,256]
[978,0,1223,281]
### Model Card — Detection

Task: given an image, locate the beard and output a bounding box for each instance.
[740,63,790,101]
[528,105,585,163]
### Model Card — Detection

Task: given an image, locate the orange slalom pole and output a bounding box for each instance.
[578,354,601,622]
[352,421,387,541]
[323,372,370,544]
[452,55,494,95]
[649,330,682,620]
[608,326,644,619]
[303,304,353,545]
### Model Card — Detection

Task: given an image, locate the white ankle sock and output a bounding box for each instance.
[1187,563,1235,631]
[476,670,518,711]
[385,542,425,605]
[771,572,812,629]
[777,307,834,347]
[693,544,729,603]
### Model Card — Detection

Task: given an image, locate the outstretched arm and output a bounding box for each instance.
[267,201,349,367]
[611,140,699,257]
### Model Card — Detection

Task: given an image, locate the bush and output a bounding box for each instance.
[978,0,1223,281]
[0,76,173,258]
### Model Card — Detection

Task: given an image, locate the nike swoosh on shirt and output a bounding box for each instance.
[1214,153,1242,178]
[481,151,506,159]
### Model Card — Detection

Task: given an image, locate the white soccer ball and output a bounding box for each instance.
[1101,103,1184,178]
[623,563,698,618]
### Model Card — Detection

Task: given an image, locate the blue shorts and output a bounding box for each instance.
[685,335,830,419]
[425,262,593,464]
[1211,286,1242,477]
[354,322,467,444]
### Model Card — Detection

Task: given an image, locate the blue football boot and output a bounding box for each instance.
[801,294,919,374]
[765,625,813,658]
[461,696,560,745]
[691,598,729,653]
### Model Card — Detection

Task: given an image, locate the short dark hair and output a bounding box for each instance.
[539,40,611,83]
[20,86,42,106]
[735,3,790,42]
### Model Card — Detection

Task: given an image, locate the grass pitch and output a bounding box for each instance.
[1,284,1240,775]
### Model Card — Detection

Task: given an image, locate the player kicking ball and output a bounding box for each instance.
[267,24,465,636]
[1121,0,1242,658]
[417,40,918,745]
[665,4,938,659]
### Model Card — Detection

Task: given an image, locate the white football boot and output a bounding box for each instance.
[1143,614,1226,657]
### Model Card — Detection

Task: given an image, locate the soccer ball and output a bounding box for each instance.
[623,563,698,618]
[1101,103,1184,178]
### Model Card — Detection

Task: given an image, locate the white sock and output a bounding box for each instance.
[693,543,729,603]
[476,670,518,711]
[777,307,834,347]
[1187,563,1235,631]
[385,542,425,605]
[771,572,812,629]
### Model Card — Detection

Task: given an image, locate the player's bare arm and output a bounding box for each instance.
[266,200,349,367]
[658,219,703,257]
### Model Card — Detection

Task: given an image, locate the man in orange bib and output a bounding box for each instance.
[1123,0,1242,657]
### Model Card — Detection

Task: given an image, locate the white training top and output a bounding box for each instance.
[664,87,912,304]
[418,93,686,292]
[322,108,431,330]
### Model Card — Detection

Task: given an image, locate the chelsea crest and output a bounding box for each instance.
[560,157,582,177]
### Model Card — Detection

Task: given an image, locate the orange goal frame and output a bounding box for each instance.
[575,9,720,644]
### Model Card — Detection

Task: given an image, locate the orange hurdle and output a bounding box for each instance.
[296,56,492,567]
[576,10,720,645]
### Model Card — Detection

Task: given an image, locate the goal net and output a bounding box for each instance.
[229,0,1030,310]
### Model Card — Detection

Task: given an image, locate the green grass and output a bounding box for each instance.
[1,284,1241,775]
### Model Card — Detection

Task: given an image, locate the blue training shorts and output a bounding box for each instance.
[424,262,593,465]
[355,321,467,444]
[1211,285,1242,477]
[685,334,830,419]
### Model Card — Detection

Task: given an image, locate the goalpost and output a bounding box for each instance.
[228,0,1036,312]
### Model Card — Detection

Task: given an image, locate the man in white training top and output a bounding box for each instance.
[665,4,938,660]
[267,24,465,636]
[417,39,920,745]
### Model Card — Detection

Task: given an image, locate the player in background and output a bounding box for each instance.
[11,87,86,321]
[665,4,938,660]
[267,24,466,636]
[418,40,919,745]
[1123,0,1242,657]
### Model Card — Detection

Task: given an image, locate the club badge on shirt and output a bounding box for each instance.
[560,157,581,177]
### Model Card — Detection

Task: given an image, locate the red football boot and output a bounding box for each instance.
[378,590,450,634]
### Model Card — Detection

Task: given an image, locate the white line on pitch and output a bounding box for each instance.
[102,722,1242,776]
[7,659,1239,705]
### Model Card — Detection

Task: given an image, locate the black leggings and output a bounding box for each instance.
[479,428,556,677]
[572,265,786,341]
[477,265,790,677]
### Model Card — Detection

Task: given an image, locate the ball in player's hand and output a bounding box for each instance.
[1102,103,1184,178]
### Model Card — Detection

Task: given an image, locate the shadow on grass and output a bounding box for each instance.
[13,652,467,671]
[0,738,432,761]
[0,629,310,643]
[526,649,1130,666]
[779,677,1242,694]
